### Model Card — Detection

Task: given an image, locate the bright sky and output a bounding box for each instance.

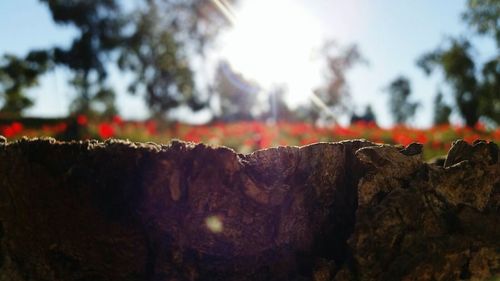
[0,0,496,127]
[216,0,324,105]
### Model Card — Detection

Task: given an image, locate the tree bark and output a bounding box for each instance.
[0,136,498,280]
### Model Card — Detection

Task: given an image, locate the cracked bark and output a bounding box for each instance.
[0,136,498,281]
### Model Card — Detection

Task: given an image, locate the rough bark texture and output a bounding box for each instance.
[0,136,498,281]
[335,140,500,281]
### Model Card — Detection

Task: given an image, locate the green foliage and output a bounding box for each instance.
[1,0,233,119]
[41,0,124,72]
[418,0,499,127]
[0,50,52,116]
[40,0,124,113]
[72,87,118,118]
[40,0,125,115]
[144,0,235,54]
[14,0,234,118]
[433,92,452,125]
[463,0,500,46]
[118,3,196,117]
[385,76,419,124]
[418,39,499,127]
[418,39,481,127]
[117,0,235,118]
[478,58,500,123]
[0,1,124,117]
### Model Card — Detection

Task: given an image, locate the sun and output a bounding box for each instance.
[217,0,324,106]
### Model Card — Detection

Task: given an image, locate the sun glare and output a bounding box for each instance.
[218,0,324,106]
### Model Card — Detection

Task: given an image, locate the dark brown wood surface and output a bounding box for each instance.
[0,137,498,280]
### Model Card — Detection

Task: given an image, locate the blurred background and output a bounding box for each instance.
[0,0,498,158]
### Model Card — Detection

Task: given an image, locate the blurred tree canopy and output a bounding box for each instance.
[118,0,234,119]
[40,0,124,115]
[463,0,500,47]
[0,0,234,118]
[433,92,452,125]
[385,76,420,125]
[0,51,52,117]
[350,105,377,125]
[118,3,196,117]
[418,0,499,127]
[212,61,260,121]
[313,41,366,123]
[144,0,235,55]
[264,87,296,122]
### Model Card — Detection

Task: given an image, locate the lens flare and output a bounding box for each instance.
[205,215,224,233]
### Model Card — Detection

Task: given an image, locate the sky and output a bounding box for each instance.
[0,0,496,127]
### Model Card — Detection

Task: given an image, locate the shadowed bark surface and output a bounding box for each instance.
[0,136,498,280]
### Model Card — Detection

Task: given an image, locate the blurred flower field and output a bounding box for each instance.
[1,116,499,159]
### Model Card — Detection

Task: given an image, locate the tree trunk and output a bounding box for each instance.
[0,136,498,280]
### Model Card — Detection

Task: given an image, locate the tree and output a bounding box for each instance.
[1,0,236,119]
[350,105,377,125]
[118,0,236,119]
[418,38,499,127]
[385,76,419,125]
[261,86,297,122]
[212,61,260,121]
[313,42,366,123]
[433,92,452,125]
[463,0,500,46]
[478,58,500,124]
[0,51,52,117]
[146,0,236,55]
[40,0,124,115]
[118,4,197,118]
[418,0,499,127]
[418,39,480,127]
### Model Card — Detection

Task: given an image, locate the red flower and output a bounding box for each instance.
[464,134,480,144]
[2,127,14,137]
[98,123,115,139]
[392,132,413,146]
[300,137,318,146]
[290,123,312,136]
[11,122,23,134]
[112,115,123,125]
[494,129,500,141]
[333,126,355,138]
[184,129,201,143]
[415,133,428,144]
[145,120,157,135]
[77,115,88,126]
[2,122,23,137]
[474,122,486,131]
[56,122,68,133]
[257,135,271,148]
